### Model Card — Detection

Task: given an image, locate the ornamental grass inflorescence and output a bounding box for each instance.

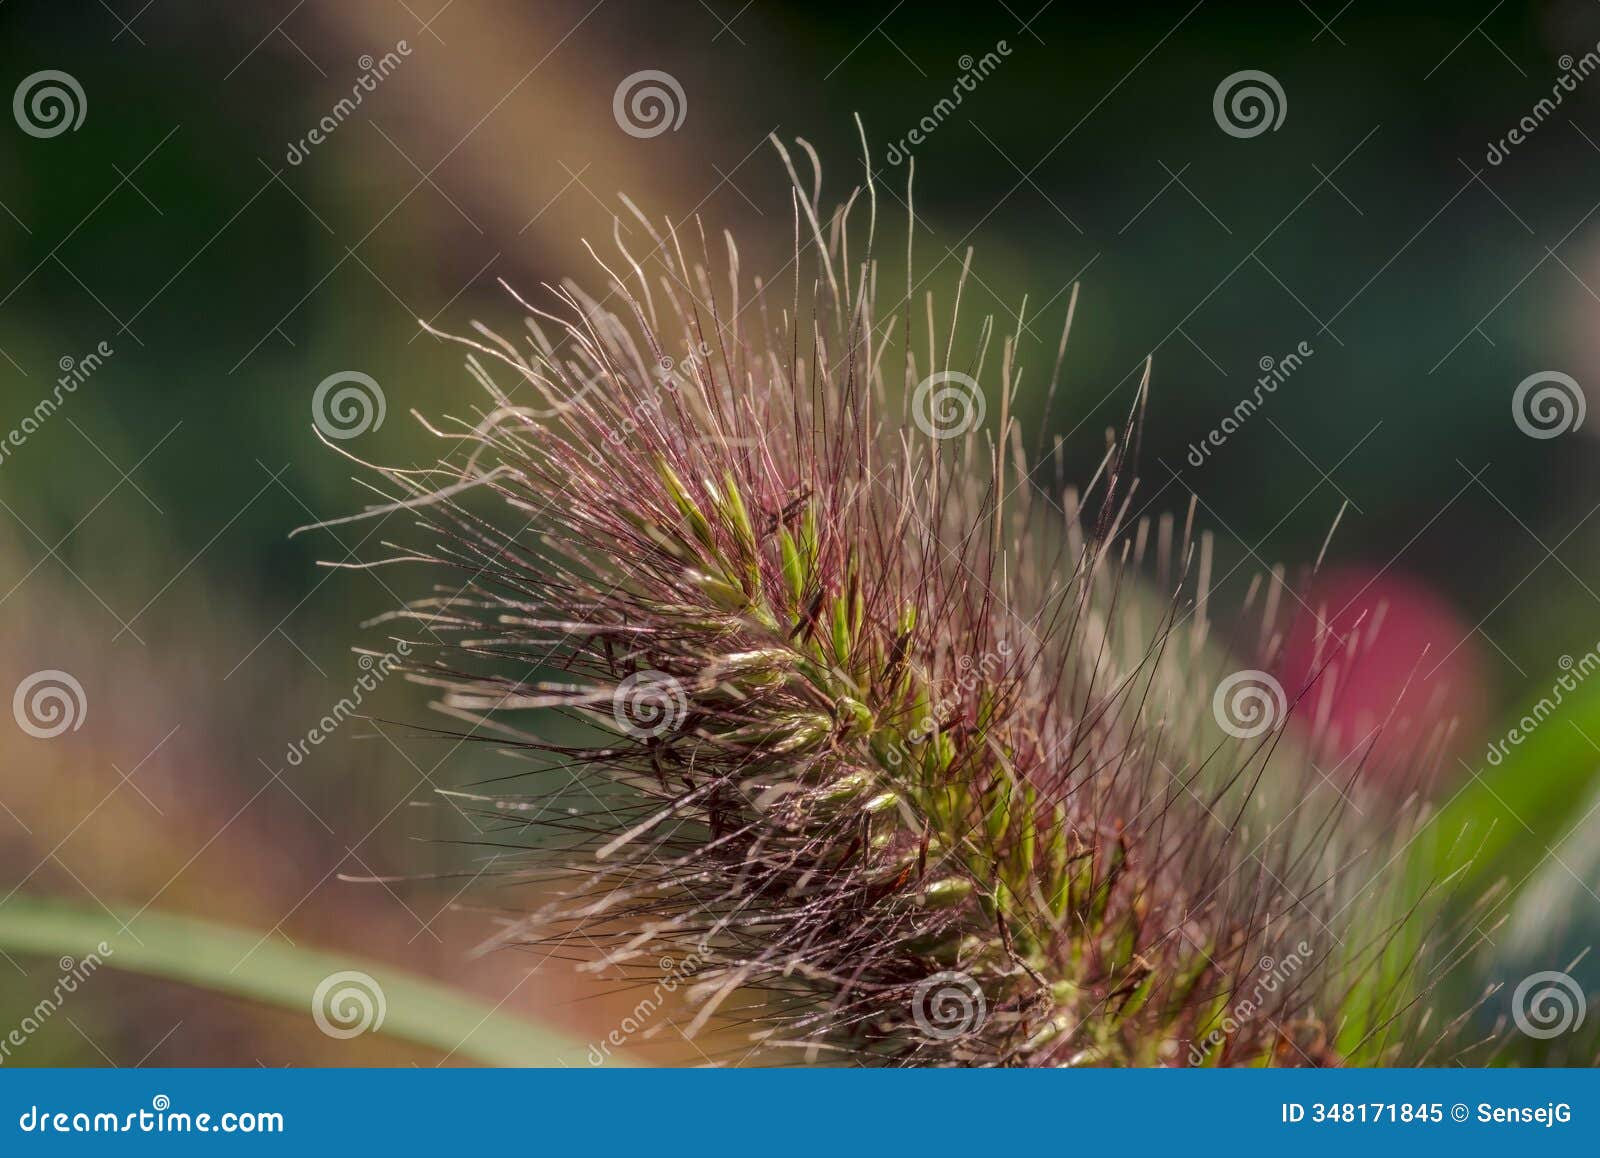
[308,132,1478,1067]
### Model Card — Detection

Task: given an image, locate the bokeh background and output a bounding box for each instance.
[2,0,1599,1064]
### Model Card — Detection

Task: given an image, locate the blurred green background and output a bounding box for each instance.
[1,0,1598,1064]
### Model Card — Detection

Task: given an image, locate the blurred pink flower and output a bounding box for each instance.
[1279,566,1489,795]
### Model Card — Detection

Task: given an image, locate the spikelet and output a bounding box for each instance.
[306,131,1474,1066]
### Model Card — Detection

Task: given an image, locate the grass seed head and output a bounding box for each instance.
[313,132,1470,1067]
